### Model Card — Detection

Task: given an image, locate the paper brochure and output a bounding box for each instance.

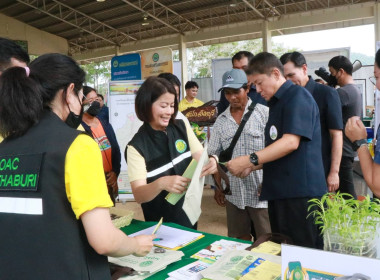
[129,224,204,250]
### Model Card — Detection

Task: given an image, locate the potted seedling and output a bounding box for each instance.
[308,192,380,258]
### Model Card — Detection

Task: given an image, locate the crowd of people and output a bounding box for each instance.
[0,38,153,279]
[1,35,379,279]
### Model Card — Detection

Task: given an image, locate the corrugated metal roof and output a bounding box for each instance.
[0,0,374,57]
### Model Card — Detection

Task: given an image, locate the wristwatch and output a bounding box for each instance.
[249,153,259,166]
[352,139,367,151]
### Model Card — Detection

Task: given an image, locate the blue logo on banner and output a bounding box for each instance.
[111,54,141,81]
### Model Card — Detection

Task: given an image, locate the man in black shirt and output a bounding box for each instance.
[329,56,362,199]
[280,52,343,193]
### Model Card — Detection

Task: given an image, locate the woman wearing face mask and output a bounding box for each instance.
[345,49,380,197]
[126,76,218,229]
[0,54,154,280]
[81,86,121,205]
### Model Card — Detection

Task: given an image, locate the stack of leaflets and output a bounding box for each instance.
[166,260,211,280]
[129,224,204,250]
[191,239,251,263]
[250,241,282,255]
[201,250,281,280]
[163,240,250,280]
[108,248,184,280]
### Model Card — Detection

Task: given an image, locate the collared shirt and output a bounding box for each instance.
[217,85,267,115]
[127,120,202,182]
[305,77,343,175]
[178,98,204,112]
[261,80,327,200]
[208,98,269,209]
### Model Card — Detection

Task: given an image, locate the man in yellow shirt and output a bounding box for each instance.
[179,81,204,111]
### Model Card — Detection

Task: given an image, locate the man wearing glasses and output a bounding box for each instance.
[208,69,271,241]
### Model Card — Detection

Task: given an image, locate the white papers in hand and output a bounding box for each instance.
[182,145,209,225]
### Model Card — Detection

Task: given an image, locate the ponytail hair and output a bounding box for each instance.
[29,53,85,107]
[0,67,43,138]
[0,53,86,139]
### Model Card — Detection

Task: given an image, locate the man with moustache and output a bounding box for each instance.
[217,51,266,115]
[209,69,271,241]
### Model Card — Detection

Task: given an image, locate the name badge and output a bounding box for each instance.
[270,125,278,140]
[0,153,44,192]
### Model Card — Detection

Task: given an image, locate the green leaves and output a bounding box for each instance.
[81,61,111,94]
[185,40,299,78]
[308,192,380,256]
[190,122,206,142]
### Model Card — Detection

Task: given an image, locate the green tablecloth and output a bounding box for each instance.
[120,220,252,280]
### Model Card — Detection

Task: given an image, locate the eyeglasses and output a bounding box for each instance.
[369,76,376,86]
[81,93,96,105]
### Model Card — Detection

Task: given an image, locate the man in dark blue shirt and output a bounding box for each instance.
[280,52,343,193]
[217,51,266,115]
[227,52,327,249]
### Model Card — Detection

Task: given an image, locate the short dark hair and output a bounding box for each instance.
[0,37,30,72]
[158,72,181,100]
[328,56,353,75]
[135,76,177,123]
[247,52,284,76]
[279,51,306,67]
[232,51,254,65]
[97,93,104,101]
[158,72,181,88]
[375,49,380,68]
[83,85,97,96]
[0,53,85,138]
[185,81,198,89]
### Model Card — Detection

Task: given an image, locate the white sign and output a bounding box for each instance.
[281,244,380,279]
[109,81,143,197]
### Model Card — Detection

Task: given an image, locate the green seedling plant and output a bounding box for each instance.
[308,192,380,257]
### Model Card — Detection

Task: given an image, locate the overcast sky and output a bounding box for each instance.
[273,24,375,56]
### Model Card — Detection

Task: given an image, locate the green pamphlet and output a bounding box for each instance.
[165,159,198,205]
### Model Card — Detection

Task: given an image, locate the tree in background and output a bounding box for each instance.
[80,39,297,88]
[81,61,111,95]
[178,39,299,78]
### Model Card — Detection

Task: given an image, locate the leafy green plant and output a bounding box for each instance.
[191,122,206,143]
[308,192,380,257]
